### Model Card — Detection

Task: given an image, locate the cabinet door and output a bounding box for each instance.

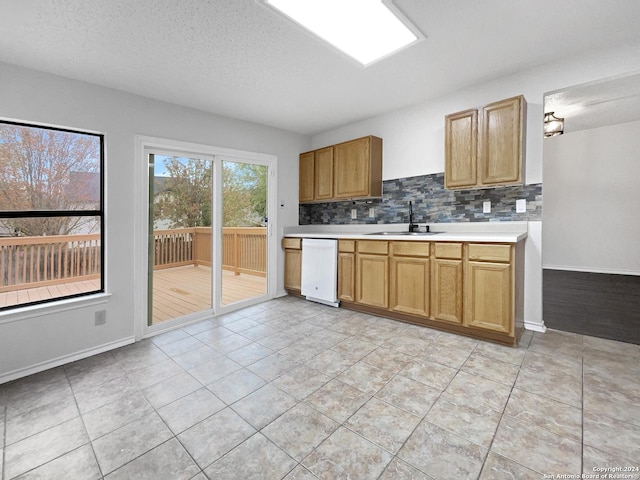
[480,96,523,185]
[431,258,463,324]
[314,146,334,201]
[334,137,370,198]
[465,261,512,334]
[284,249,302,290]
[299,152,315,203]
[445,109,478,189]
[390,257,429,317]
[338,252,355,302]
[356,253,388,309]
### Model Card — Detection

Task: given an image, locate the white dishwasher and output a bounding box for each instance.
[301,238,339,307]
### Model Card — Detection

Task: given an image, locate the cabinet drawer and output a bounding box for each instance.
[358,240,388,255]
[391,241,429,257]
[434,243,463,259]
[339,240,355,253]
[282,238,301,249]
[468,244,511,262]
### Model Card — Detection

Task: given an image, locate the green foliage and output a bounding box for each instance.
[153,157,212,228]
[223,162,267,227]
[153,157,267,229]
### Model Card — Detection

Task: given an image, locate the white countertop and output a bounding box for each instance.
[283,222,528,243]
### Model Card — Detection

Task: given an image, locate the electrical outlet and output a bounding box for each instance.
[351,209,357,220]
[368,207,375,218]
[95,310,106,326]
[483,201,491,213]
[516,199,526,213]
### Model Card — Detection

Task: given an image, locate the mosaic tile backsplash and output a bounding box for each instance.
[299,172,542,225]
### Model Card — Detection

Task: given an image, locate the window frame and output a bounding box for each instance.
[0,119,105,311]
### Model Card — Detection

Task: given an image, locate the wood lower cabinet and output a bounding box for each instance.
[431,243,463,325]
[355,241,388,309]
[290,236,522,346]
[337,240,355,302]
[465,244,513,335]
[390,242,430,317]
[282,238,302,292]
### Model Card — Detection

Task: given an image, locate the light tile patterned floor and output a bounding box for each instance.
[1,296,640,479]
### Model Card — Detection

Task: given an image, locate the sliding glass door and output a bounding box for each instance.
[148,152,214,326]
[220,159,268,306]
[145,148,272,328]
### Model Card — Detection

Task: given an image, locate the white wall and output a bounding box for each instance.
[3,41,640,380]
[543,120,640,275]
[310,42,640,330]
[0,62,309,382]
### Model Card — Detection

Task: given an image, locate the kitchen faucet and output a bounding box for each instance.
[408,201,419,232]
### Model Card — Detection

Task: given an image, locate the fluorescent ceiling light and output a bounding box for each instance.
[263,0,421,66]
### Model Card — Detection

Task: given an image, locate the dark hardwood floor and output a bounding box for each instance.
[543,269,640,345]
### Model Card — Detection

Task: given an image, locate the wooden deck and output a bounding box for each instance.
[151,265,266,324]
[0,279,101,308]
[0,265,266,324]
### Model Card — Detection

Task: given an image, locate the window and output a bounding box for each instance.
[0,120,104,310]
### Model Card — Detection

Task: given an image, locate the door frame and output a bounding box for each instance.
[134,135,278,340]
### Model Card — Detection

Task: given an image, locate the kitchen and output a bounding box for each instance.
[1,1,640,478]
[283,72,640,346]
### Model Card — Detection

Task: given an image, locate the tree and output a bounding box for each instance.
[153,157,212,228]
[222,162,267,227]
[237,163,267,222]
[0,124,100,236]
[153,158,267,229]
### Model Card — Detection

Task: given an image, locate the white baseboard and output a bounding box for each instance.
[0,336,135,385]
[524,321,547,333]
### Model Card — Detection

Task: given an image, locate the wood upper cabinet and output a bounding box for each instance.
[337,240,355,302]
[445,95,525,189]
[282,238,302,291]
[431,243,463,325]
[314,146,334,200]
[445,109,478,188]
[355,240,388,309]
[480,96,525,186]
[389,242,430,317]
[299,136,381,203]
[299,152,315,203]
[465,244,513,335]
[333,136,382,199]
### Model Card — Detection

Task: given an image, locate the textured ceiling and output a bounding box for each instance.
[1,0,640,135]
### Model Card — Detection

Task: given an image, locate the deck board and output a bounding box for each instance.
[0,266,266,324]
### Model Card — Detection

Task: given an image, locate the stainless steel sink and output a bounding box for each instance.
[366,231,441,236]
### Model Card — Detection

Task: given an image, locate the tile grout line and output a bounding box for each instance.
[69,365,106,480]
[94,347,208,478]
[581,339,585,477]
[479,337,517,477]
[5,300,632,479]
[2,404,5,480]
